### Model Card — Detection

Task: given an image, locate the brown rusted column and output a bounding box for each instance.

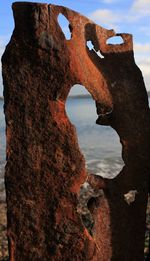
[2,2,150,260]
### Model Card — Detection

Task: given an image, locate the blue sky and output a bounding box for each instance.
[0,0,150,96]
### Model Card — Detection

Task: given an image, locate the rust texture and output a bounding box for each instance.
[2,2,150,260]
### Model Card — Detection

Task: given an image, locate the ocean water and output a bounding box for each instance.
[66,97,124,178]
[0,97,124,201]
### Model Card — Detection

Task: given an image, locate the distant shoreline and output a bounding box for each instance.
[68,94,91,99]
[69,91,150,99]
[0,91,150,101]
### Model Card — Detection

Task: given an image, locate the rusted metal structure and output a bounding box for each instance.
[2,2,150,260]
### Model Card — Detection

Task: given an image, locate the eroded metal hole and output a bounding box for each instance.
[57,14,72,40]
[66,85,124,234]
[66,85,124,180]
[86,40,104,59]
[106,36,124,45]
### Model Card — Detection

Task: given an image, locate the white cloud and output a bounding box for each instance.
[89,9,120,29]
[136,57,150,75]
[131,0,150,17]
[133,43,150,90]
[132,0,150,10]
[135,51,150,91]
[134,43,150,53]
[138,65,150,90]
[88,4,150,89]
[0,41,5,54]
[139,64,150,76]
[88,2,150,30]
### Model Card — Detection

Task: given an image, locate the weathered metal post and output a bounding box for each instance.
[2,2,150,260]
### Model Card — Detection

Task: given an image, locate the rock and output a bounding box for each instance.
[0,203,8,260]
[2,2,150,260]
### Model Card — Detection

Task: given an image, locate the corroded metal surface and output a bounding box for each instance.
[2,2,150,260]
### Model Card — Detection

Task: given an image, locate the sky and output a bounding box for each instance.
[0,0,150,96]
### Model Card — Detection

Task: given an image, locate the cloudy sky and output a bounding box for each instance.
[0,0,150,96]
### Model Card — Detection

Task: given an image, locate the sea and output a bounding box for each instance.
[0,96,124,202]
[66,96,124,178]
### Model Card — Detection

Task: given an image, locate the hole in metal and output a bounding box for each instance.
[66,84,124,234]
[66,84,123,179]
[58,14,71,40]
[106,36,124,45]
[86,40,104,59]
